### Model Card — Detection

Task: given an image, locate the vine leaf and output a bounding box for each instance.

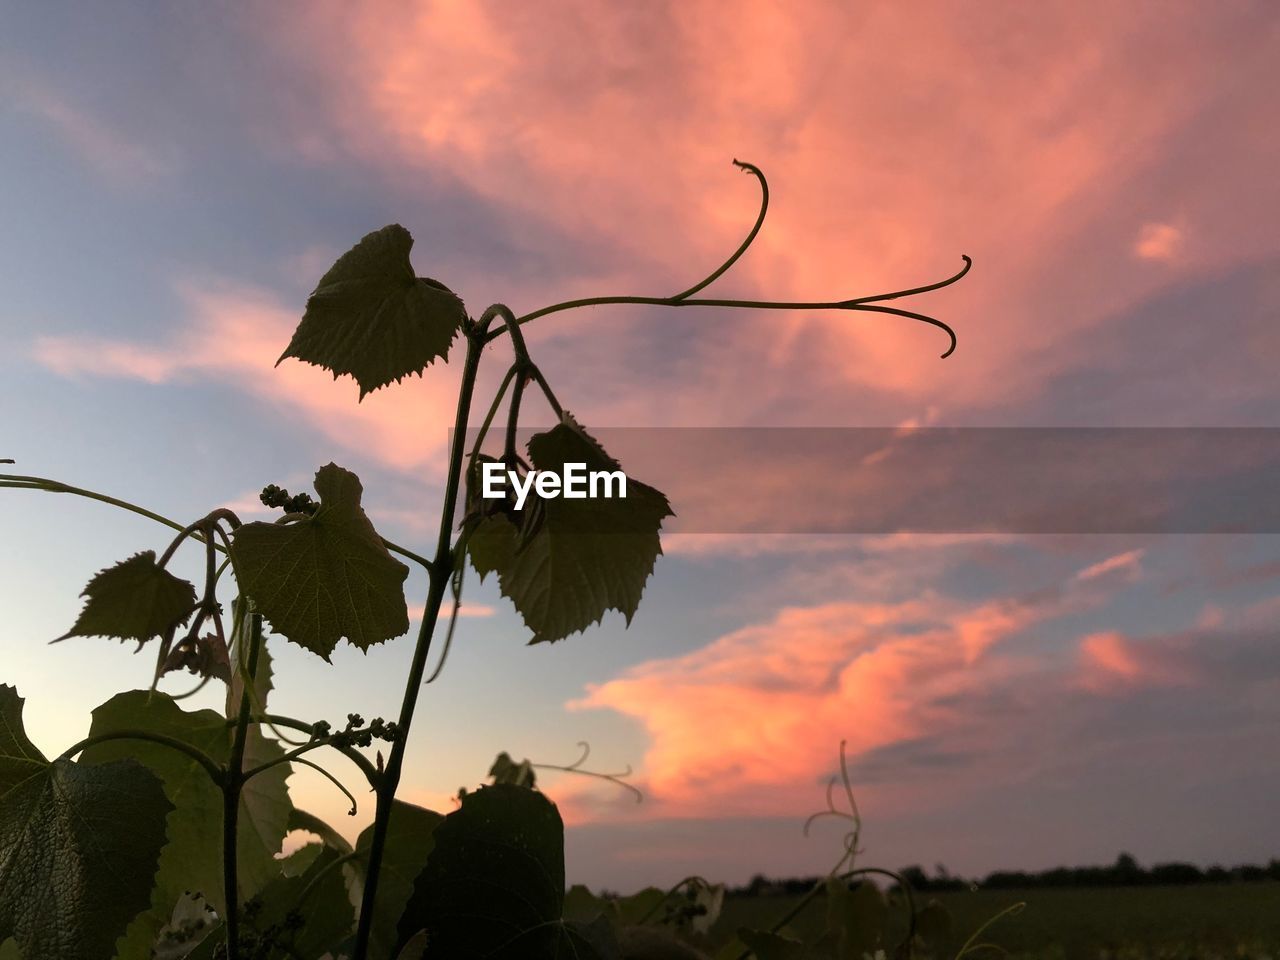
[54,551,196,646]
[80,690,292,958]
[397,783,566,958]
[348,800,443,960]
[288,807,353,855]
[914,900,952,945]
[277,224,465,400]
[556,916,621,959]
[615,926,702,959]
[489,751,537,788]
[230,464,411,660]
[0,688,43,793]
[466,414,672,644]
[820,877,887,960]
[159,633,232,685]
[243,845,355,958]
[736,927,805,960]
[0,686,172,960]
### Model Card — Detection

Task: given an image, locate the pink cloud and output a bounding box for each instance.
[1075,549,1145,584]
[566,594,1048,821]
[559,537,1217,825]
[31,280,463,474]
[1077,631,1199,692]
[1,65,174,181]
[250,1,1279,428]
[1134,223,1185,262]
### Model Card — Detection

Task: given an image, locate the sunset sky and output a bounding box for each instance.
[3,2,1279,891]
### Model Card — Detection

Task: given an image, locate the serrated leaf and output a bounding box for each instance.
[613,887,667,926]
[289,807,354,855]
[397,783,564,959]
[230,464,410,659]
[348,800,442,960]
[396,930,429,960]
[615,926,708,960]
[736,927,805,960]
[244,845,355,958]
[563,884,611,923]
[465,510,519,581]
[55,551,196,645]
[279,840,325,877]
[0,689,43,795]
[80,690,292,959]
[555,915,621,959]
[467,415,672,644]
[823,878,887,960]
[914,899,951,945]
[159,632,232,685]
[0,686,172,960]
[278,224,465,399]
[489,750,537,788]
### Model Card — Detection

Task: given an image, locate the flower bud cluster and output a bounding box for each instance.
[259,483,319,516]
[308,713,401,747]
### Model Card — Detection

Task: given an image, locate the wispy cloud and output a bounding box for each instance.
[2,65,176,181]
[31,279,462,472]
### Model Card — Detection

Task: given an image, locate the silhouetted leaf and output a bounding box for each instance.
[289,807,354,855]
[555,915,621,959]
[279,841,324,878]
[613,887,667,926]
[397,930,429,959]
[822,878,887,960]
[244,845,354,958]
[277,224,465,399]
[398,783,564,958]
[0,686,171,960]
[563,884,612,923]
[737,927,805,960]
[616,925,708,959]
[914,899,951,945]
[489,750,537,788]
[0,688,42,795]
[349,800,443,960]
[231,463,410,659]
[467,414,672,644]
[158,632,231,685]
[55,551,196,646]
[80,690,292,958]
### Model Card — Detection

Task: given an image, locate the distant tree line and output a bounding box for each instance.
[730,853,1280,897]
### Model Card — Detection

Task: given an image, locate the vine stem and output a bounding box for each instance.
[0,473,427,569]
[58,730,224,784]
[223,611,265,960]
[350,322,487,960]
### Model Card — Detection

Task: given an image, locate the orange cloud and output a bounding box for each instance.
[566,594,1046,821]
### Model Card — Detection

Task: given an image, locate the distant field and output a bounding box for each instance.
[710,882,1280,958]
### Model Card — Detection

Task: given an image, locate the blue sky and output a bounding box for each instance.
[3,1,1279,890]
